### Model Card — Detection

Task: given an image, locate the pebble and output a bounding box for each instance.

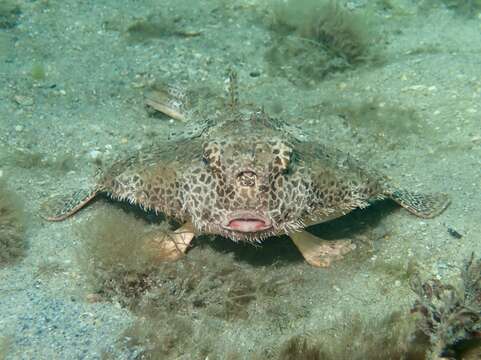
[88,150,102,160]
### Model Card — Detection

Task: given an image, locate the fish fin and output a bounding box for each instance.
[387,188,450,218]
[40,188,99,221]
[290,230,355,267]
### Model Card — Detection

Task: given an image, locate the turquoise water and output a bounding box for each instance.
[1,0,480,359]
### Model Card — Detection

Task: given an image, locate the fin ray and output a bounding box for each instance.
[41,188,99,221]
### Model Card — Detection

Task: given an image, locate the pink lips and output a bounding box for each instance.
[224,211,272,233]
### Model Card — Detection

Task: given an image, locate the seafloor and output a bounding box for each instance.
[0,0,480,359]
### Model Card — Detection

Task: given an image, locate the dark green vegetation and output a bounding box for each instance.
[411,254,481,359]
[0,179,26,266]
[265,0,381,86]
[278,314,427,360]
[117,310,428,359]
[371,257,420,288]
[75,208,161,308]
[0,0,21,29]
[30,63,46,81]
[78,206,436,359]
[76,207,304,313]
[76,207,481,358]
[78,208,309,358]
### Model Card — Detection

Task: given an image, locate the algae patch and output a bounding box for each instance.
[30,63,46,81]
[265,0,381,86]
[80,209,308,358]
[411,254,481,359]
[277,312,425,360]
[75,208,162,308]
[0,179,27,266]
[0,0,21,29]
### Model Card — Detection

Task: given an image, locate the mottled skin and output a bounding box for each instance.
[44,71,450,267]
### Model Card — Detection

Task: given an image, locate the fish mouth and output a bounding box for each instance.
[223,211,272,233]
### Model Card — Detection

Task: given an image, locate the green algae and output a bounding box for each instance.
[277,312,425,360]
[0,179,27,266]
[0,0,21,29]
[265,0,382,86]
[31,63,46,81]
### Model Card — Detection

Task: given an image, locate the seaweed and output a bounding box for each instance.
[279,337,321,360]
[77,205,302,315]
[372,257,420,285]
[0,179,27,266]
[75,208,163,308]
[83,212,306,358]
[411,254,481,359]
[118,315,196,359]
[31,63,46,81]
[265,0,381,86]
[0,0,21,29]
[277,312,426,360]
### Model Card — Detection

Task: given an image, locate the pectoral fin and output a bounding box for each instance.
[290,230,356,267]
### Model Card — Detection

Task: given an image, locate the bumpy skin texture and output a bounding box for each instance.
[45,72,449,245]
[89,113,381,242]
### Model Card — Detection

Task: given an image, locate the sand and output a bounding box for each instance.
[0,0,480,358]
